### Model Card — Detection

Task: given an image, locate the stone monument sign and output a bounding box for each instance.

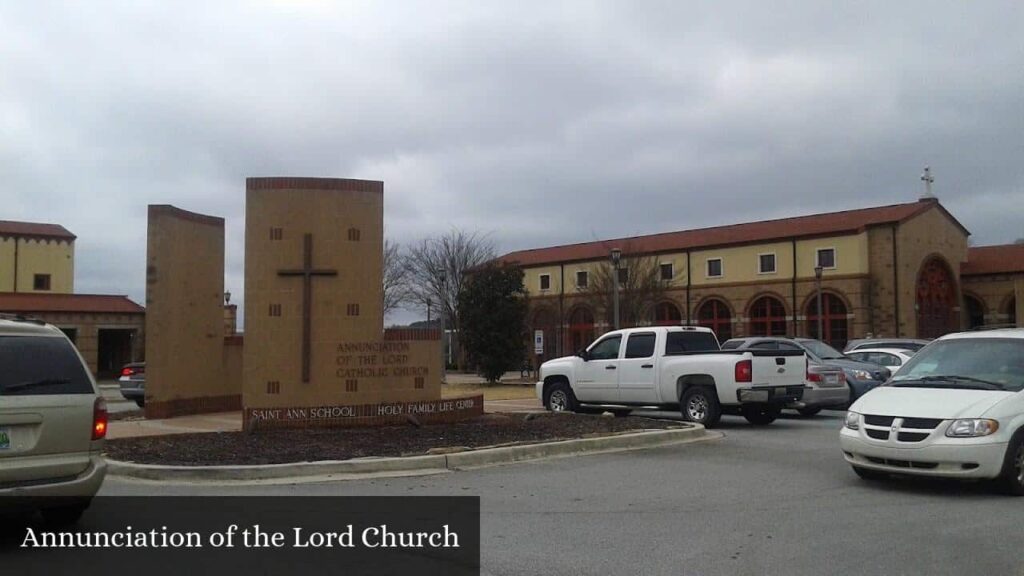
[242,177,480,428]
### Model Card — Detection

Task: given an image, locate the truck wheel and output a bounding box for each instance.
[797,407,822,417]
[742,405,779,425]
[995,435,1024,496]
[544,382,578,413]
[680,387,721,428]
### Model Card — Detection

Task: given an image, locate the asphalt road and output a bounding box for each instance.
[100,411,1024,575]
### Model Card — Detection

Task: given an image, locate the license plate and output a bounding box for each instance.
[0,428,10,450]
[825,374,839,385]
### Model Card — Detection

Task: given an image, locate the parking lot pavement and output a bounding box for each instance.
[99,385,139,414]
[101,410,1024,575]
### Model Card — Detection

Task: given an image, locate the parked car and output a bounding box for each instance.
[843,338,930,353]
[846,348,915,369]
[840,328,1024,494]
[0,315,108,524]
[721,337,848,416]
[537,326,808,427]
[119,361,146,407]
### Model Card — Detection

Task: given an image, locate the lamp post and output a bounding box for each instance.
[814,265,824,341]
[426,297,432,327]
[437,270,447,382]
[611,248,622,330]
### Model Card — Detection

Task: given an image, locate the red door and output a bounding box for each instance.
[916,258,958,338]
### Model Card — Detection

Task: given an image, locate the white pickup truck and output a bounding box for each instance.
[536,326,807,426]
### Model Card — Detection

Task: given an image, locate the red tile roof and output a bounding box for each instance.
[497,199,959,267]
[0,293,144,314]
[962,244,1024,276]
[0,220,76,241]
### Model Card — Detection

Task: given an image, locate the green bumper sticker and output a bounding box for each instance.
[0,429,10,449]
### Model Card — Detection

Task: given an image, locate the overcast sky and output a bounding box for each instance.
[3,1,1023,325]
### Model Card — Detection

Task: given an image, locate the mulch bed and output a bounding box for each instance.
[104,412,685,466]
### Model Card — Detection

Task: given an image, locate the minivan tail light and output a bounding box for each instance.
[92,397,108,440]
[735,359,753,383]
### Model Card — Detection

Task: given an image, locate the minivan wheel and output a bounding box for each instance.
[797,407,822,417]
[996,436,1024,496]
[41,501,90,527]
[544,382,578,413]
[680,387,721,428]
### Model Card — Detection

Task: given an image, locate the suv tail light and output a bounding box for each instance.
[735,359,753,383]
[92,397,108,440]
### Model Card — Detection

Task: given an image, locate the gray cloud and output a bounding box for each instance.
[3,1,1023,325]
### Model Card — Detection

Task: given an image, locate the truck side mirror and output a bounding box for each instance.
[577,349,590,361]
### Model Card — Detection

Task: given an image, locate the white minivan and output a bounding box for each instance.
[0,316,108,523]
[840,329,1024,494]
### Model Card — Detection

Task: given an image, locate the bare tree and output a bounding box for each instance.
[382,238,411,316]
[582,245,667,328]
[406,229,496,368]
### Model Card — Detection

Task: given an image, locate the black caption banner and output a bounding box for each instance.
[0,496,480,575]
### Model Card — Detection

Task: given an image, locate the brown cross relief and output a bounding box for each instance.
[278,233,338,382]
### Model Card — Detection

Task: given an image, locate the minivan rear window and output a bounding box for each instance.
[0,336,94,396]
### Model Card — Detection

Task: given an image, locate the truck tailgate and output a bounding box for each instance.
[747,350,806,387]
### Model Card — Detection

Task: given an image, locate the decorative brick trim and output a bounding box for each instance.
[145,394,242,420]
[243,395,483,430]
[246,177,383,194]
[383,328,442,341]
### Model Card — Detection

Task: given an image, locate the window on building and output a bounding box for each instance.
[539,274,551,291]
[816,248,836,269]
[696,298,733,341]
[653,302,682,326]
[33,274,51,291]
[748,296,788,337]
[576,270,588,288]
[758,253,776,274]
[805,292,849,349]
[660,263,674,281]
[706,258,723,278]
[617,268,628,284]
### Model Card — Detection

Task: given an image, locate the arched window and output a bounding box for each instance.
[805,292,849,349]
[964,295,985,329]
[696,299,733,341]
[653,301,682,326]
[568,307,596,353]
[748,296,787,337]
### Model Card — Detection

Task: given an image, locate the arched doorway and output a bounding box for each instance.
[805,292,849,349]
[696,298,733,341]
[748,296,788,337]
[531,307,558,366]
[652,301,682,326]
[568,306,596,353]
[964,295,985,330]
[916,257,958,338]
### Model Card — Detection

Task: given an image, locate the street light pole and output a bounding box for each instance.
[611,248,622,330]
[814,265,824,342]
[437,271,447,382]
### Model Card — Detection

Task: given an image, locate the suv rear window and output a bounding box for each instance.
[0,336,94,396]
[666,332,721,354]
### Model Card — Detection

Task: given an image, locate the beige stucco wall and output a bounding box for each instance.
[962,275,1023,326]
[243,178,442,412]
[145,205,233,417]
[0,237,74,293]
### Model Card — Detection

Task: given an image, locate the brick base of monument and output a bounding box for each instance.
[243,395,484,430]
[145,394,243,420]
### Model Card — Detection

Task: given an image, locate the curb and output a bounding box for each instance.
[106,424,708,482]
